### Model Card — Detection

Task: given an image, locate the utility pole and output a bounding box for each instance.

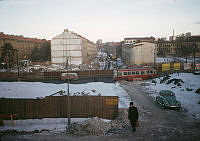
[66,51,71,128]
[13,49,20,81]
[154,47,156,68]
[67,75,71,126]
[16,50,20,81]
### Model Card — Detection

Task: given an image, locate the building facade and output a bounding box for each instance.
[156,41,177,56]
[124,37,155,44]
[157,34,200,56]
[51,29,97,67]
[0,32,48,62]
[122,42,156,65]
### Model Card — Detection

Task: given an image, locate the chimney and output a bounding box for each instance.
[64,29,69,32]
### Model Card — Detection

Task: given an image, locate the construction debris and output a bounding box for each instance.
[68,109,130,135]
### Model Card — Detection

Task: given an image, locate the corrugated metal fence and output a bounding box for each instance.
[0,96,118,120]
[0,70,113,81]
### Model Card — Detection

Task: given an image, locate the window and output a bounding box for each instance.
[146,71,149,74]
[132,71,135,75]
[141,71,145,75]
[136,71,139,75]
[150,70,153,74]
[123,72,127,75]
[128,72,131,75]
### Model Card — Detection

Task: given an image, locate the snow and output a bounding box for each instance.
[0,82,129,108]
[0,81,130,132]
[156,57,174,63]
[156,56,200,63]
[1,73,199,132]
[1,118,88,132]
[145,73,200,120]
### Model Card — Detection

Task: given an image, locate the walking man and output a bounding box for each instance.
[128,102,139,132]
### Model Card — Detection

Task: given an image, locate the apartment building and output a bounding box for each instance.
[51,29,97,67]
[0,32,48,61]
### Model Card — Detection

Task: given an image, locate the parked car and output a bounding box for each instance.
[61,73,79,81]
[156,90,181,109]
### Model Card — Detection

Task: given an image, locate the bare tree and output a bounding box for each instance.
[1,43,15,69]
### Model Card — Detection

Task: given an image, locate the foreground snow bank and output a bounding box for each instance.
[0,118,88,132]
[145,73,200,120]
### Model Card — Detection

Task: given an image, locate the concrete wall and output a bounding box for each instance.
[132,42,156,65]
[122,42,156,65]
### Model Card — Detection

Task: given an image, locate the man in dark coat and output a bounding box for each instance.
[128,102,139,132]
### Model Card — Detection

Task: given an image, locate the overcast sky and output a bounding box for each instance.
[0,0,200,42]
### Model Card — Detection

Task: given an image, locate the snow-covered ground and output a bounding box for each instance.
[0,82,130,108]
[156,56,200,63]
[0,82,130,132]
[1,73,200,132]
[156,57,175,63]
[145,73,200,120]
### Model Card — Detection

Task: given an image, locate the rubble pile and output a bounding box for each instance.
[195,88,200,94]
[160,75,171,84]
[83,117,111,135]
[69,117,111,135]
[166,78,184,86]
[110,109,130,130]
[68,109,130,135]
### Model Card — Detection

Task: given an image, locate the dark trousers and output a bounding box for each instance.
[130,120,136,132]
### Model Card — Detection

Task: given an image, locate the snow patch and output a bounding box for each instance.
[145,73,200,120]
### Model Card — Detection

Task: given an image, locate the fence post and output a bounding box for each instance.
[10,115,15,126]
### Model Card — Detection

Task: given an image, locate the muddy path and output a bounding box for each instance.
[121,81,200,140]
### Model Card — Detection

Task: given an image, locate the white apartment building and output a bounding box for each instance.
[51,29,97,67]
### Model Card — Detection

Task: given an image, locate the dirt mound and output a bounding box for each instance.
[69,117,111,135]
[195,88,200,94]
[166,78,184,85]
[160,75,171,84]
[68,109,130,135]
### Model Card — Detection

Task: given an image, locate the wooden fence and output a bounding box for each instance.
[0,70,113,81]
[0,96,118,120]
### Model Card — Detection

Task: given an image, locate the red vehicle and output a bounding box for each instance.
[113,67,157,81]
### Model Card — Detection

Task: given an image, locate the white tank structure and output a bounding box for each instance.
[51,29,97,67]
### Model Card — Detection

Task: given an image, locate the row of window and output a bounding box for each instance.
[118,70,155,76]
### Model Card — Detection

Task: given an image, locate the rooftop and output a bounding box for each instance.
[0,32,47,43]
[124,37,155,40]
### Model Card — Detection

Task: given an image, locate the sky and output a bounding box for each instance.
[0,0,200,42]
